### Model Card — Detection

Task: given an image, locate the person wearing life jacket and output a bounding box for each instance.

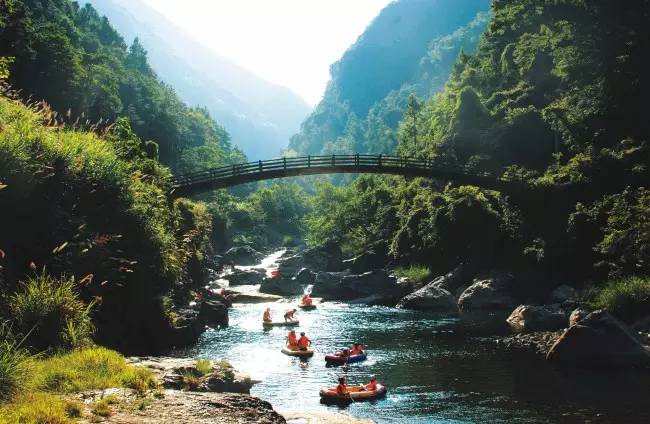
[301,294,313,305]
[286,330,298,349]
[350,343,364,355]
[284,308,297,322]
[364,376,378,392]
[263,307,272,322]
[297,332,311,350]
[336,377,349,397]
[338,348,350,359]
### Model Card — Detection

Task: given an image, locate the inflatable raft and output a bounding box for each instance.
[281,346,314,357]
[324,352,367,365]
[319,384,387,404]
[298,303,316,310]
[262,319,299,328]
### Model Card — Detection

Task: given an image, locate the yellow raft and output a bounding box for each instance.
[262,319,299,328]
[281,346,314,357]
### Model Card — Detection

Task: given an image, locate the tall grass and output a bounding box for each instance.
[393,265,432,285]
[591,276,650,323]
[0,322,30,401]
[10,274,94,351]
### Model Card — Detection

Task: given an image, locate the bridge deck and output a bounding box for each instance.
[171,154,516,196]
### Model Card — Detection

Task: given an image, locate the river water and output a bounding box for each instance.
[183,252,650,423]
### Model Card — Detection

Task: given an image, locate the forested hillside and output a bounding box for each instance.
[0,0,245,171]
[287,0,490,156]
[88,0,312,160]
[306,0,650,291]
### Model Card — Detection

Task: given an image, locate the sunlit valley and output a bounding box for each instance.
[0,0,649,422]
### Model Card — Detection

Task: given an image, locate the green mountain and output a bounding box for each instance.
[0,0,245,171]
[288,0,491,157]
[87,0,312,161]
[306,0,650,288]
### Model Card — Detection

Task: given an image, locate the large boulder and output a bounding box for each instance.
[303,241,343,271]
[342,251,386,274]
[506,304,569,333]
[294,268,316,285]
[458,271,518,311]
[547,310,650,367]
[223,269,265,286]
[198,300,229,328]
[222,246,264,266]
[310,271,350,298]
[312,270,408,304]
[259,276,304,296]
[277,254,305,277]
[396,277,457,311]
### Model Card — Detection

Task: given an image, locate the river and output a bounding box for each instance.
[182,251,650,423]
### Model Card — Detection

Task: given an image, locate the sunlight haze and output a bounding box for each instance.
[141,0,394,105]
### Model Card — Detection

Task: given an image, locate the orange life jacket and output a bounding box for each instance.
[350,347,363,355]
[302,296,312,305]
[263,311,271,321]
[336,383,348,396]
[298,336,310,348]
[287,333,298,346]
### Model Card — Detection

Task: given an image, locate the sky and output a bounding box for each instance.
[141,0,393,106]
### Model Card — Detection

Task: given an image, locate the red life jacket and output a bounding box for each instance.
[298,336,310,348]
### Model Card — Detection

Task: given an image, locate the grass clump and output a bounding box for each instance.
[393,265,432,285]
[591,276,650,323]
[0,323,30,401]
[0,392,72,424]
[10,274,94,352]
[195,358,212,376]
[30,347,156,394]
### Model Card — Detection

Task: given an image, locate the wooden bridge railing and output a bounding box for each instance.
[171,154,508,196]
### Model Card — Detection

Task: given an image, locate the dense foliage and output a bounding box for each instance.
[0,0,245,169]
[305,0,650,290]
[0,94,212,352]
[287,0,490,157]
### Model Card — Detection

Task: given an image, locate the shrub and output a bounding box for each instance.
[10,274,94,352]
[0,322,30,401]
[195,358,212,376]
[591,276,650,323]
[393,265,432,285]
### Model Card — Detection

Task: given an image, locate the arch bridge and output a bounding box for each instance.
[171,154,518,197]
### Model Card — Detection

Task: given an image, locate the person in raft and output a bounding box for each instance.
[361,376,379,392]
[301,294,313,305]
[297,332,311,351]
[336,377,349,397]
[350,343,364,355]
[286,330,298,348]
[284,308,297,322]
[263,307,272,322]
[338,348,351,359]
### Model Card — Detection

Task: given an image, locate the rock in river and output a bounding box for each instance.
[341,250,386,274]
[312,270,408,304]
[458,270,518,311]
[506,304,569,332]
[222,246,264,266]
[224,269,266,285]
[547,310,650,367]
[198,300,229,328]
[259,276,304,296]
[396,266,467,310]
[396,283,456,311]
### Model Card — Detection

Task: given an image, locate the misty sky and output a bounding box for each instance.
[141,0,393,106]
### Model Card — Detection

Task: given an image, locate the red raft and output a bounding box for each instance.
[319,384,387,404]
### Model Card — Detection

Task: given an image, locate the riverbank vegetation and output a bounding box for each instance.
[303,0,650,308]
[0,335,155,423]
